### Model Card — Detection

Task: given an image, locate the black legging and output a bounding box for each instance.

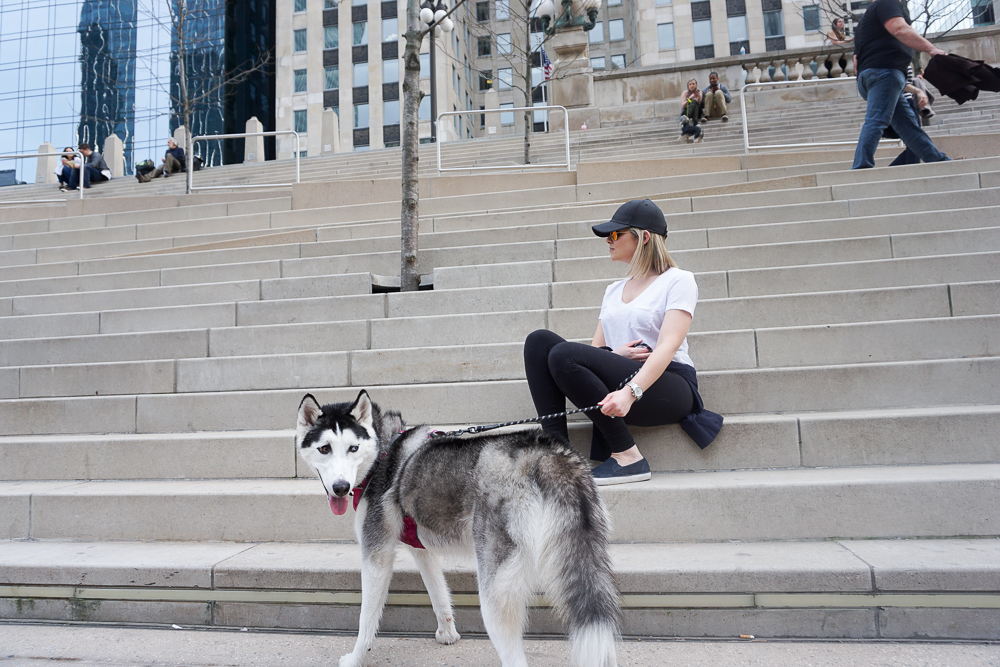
[523,329,695,461]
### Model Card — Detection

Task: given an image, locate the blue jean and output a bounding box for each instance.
[68,164,107,189]
[853,68,949,170]
[56,166,72,186]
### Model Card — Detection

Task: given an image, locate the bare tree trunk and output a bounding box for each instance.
[176,0,193,195]
[522,0,532,165]
[400,0,422,292]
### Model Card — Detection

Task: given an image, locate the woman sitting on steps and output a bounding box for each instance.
[522,199,723,486]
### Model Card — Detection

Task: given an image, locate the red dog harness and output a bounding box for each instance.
[352,454,424,550]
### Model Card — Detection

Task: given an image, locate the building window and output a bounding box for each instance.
[657,22,675,49]
[325,25,339,49]
[295,0,307,11]
[419,95,431,120]
[693,19,714,59]
[591,56,606,70]
[420,53,430,77]
[655,0,671,5]
[500,102,514,125]
[608,18,624,41]
[353,21,368,45]
[610,54,625,69]
[384,99,400,125]
[608,0,622,5]
[353,61,369,86]
[294,69,308,92]
[294,109,308,133]
[383,59,399,83]
[353,0,366,5]
[973,0,995,24]
[453,65,459,92]
[325,0,337,7]
[325,66,339,90]
[382,17,398,41]
[763,7,785,50]
[476,1,490,20]
[728,15,749,54]
[496,0,510,19]
[763,9,784,36]
[294,29,308,52]
[478,36,492,56]
[479,69,492,90]
[802,4,821,31]
[589,21,604,43]
[497,32,511,54]
[354,103,369,128]
[498,67,512,89]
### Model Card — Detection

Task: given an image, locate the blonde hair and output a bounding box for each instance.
[625,228,676,278]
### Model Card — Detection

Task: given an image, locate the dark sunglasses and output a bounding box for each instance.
[609,230,622,242]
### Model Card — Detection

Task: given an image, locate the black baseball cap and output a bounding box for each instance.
[592,199,668,238]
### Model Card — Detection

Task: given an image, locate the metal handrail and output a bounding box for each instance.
[436,105,572,174]
[0,151,85,205]
[187,131,301,192]
[740,78,902,154]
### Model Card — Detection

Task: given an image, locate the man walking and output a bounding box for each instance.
[852,0,949,169]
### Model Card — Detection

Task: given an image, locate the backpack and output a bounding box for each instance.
[135,159,155,179]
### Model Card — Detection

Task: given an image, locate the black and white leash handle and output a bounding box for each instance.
[432,367,641,439]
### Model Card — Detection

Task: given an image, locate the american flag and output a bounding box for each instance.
[541,46,553,80]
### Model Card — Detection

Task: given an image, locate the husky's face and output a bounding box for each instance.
[296,390,379,516]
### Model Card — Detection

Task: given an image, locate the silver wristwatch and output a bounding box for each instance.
[626,381,643,401]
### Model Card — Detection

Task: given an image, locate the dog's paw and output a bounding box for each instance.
[338,653,365,667]
[435,623,461,645]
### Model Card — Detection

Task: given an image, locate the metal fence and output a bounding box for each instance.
[0,151,85,205]
[436,105,572,174]
[186,131,301,192]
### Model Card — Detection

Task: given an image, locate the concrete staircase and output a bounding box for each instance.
[1,114,1000,642]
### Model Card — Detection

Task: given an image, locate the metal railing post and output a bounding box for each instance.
[0,151,85,205]
[187,131,302,192]
[435,105,571,174]
[741,78,902,153]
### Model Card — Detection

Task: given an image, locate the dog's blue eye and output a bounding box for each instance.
[348,445,359,453]
[318,445,331,455]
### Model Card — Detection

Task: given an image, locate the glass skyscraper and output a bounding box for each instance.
[0,0,274,183]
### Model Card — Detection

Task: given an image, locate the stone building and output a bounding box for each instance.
[274,0,993,153]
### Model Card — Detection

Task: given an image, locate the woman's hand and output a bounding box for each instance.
[599,387,635,418]
[613,339,651,362]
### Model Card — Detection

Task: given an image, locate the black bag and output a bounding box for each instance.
[135,159,155,181]
[193,155,203,171]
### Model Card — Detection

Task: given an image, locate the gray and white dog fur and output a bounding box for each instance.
[296,390,620,667]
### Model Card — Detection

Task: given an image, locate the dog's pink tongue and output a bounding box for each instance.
[329,494,349,516]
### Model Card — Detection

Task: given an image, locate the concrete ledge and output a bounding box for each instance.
[19,360,175,398]
[0,431,294,481]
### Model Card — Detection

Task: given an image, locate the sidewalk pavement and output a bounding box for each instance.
[3,623,1000,667]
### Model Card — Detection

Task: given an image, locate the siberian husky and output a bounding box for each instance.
[296,390,620,667]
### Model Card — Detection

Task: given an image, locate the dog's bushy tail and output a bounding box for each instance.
[537,450,620,667]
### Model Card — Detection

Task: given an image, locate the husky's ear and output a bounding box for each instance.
[350,389,374,430]
[297,394,323,438]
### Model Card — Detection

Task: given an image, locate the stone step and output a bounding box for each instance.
[2,356,997,435]
[0,537,996,638]
[3,463,998,542]
[4,402,999,481]
[8,311,997,397]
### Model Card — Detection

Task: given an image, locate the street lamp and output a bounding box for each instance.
[536,0,599,35]
[419,0,454,142]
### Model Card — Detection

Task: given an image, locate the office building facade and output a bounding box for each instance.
[0,0,274,182]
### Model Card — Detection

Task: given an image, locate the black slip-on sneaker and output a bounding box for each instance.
[592,457,651,486]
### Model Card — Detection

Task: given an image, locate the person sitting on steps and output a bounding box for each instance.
[522,199,723,486]
[701,72,730,122]
[680,78,703,127]
[140,138,186,182]
[65,143,111,191]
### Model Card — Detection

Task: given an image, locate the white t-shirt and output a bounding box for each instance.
[598,267,698,368]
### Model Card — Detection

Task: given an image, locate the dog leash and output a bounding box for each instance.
[431,368,641,439]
